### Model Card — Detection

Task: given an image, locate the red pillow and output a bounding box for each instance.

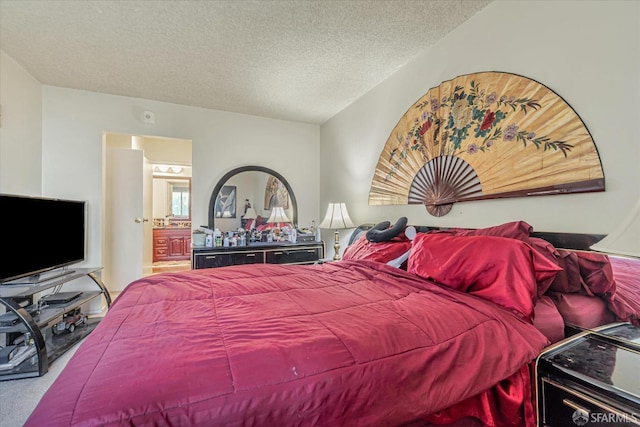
[525,237,562,296]
[446,221,533,240]
[574,251,616,297]
[342,234,411,264]
[438,222,559,297]
[407,234,562,321]
[548,250,616,298]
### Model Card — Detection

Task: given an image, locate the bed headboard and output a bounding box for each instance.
[529,231,605,251]
[348,224,605,251]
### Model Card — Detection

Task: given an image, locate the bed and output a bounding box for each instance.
[25,221,640,427]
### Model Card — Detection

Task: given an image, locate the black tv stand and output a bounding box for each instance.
[0,268,111,381]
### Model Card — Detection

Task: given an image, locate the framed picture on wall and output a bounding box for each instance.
[215,185,236,218]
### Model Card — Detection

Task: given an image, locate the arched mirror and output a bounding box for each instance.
[208,166,297,231]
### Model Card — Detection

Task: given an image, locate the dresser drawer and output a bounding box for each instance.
[194,251,264,269]
[541,378,639,426]
[265,247,321,264]
[228,251,264,265]
[194,253,233,269]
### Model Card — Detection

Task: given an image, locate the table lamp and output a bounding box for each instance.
[590,199,640,257]
[242,207,258,229]
[319,202,355,260]
[267,206,290,229]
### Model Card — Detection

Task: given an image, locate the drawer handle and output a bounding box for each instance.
[306,250,316,253]
[273,252,284,255]
[245,253,256,257]
[205,256,216,259]
[563,399,590,419]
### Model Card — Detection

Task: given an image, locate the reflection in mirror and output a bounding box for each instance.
[169,181,190,218]
[208,166,297,232]
[215,186,237,218]
[265,176,290,210]
[153,177,192,227]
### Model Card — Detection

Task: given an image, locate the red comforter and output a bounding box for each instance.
[26,261,548,427]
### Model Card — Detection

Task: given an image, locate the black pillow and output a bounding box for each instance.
[366,217,408,242]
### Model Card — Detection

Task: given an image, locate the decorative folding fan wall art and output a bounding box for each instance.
[369,71,604,216]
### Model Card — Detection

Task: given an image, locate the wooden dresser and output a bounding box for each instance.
[153,228,192,262]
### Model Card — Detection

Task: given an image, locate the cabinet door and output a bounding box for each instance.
[168,237,184,257]
[184,237,192,256]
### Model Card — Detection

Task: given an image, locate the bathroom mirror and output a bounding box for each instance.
[208,166,297,231]
[167,179,191,218]
[153,177,192,224]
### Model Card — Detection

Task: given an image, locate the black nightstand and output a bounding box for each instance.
[535,323,640,426]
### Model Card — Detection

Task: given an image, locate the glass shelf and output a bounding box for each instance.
[0,267,111,381]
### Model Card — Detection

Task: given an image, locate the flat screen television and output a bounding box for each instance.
[0,194,87,283]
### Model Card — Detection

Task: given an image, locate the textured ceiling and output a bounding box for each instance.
[0,0,492,124]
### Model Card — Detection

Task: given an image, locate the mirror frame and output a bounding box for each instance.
[208,166,298,230]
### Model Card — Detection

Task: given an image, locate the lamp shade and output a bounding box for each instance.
[591,199,640,257]
[243,207,258,220]
[319,203,355,230]
[267,206,290,225]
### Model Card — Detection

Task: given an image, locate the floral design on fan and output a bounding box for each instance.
[386,80,574,181]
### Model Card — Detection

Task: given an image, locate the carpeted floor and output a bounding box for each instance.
[0,339,81,427]
[0,267,191,426]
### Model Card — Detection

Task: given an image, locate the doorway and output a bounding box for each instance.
[103,133,193,294]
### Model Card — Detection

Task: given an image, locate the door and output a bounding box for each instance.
[142,157,153,275]
[105,148,145,292]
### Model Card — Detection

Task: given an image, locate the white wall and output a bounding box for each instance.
[142,136,192,165]
[40,86,320,269]
[0,51,42,195]
[320,0,640,240]
[3,0,638,265]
